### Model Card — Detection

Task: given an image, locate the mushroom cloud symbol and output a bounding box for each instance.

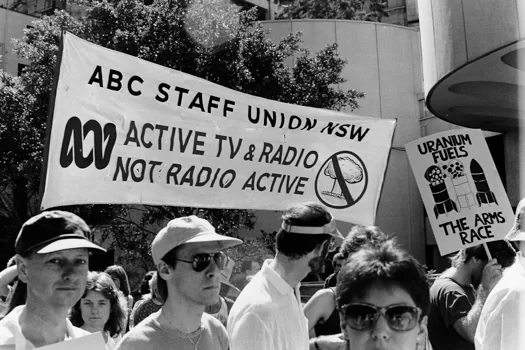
[323,157,363,199]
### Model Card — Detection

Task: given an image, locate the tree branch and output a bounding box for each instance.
[112,216,157,236]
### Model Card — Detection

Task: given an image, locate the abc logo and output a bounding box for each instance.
[60,117,117,170]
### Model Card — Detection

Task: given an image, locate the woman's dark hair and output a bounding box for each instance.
[276,202,332,260]
[336,241,430,317]
[104,265,131,296]
[339,225,389,260]
[69,271,127,337]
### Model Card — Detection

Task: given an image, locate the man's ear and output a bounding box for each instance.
[16,255,29,283]
[157,261,172,282]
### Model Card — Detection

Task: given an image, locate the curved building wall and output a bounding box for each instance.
[418,0,525,206]
[419,0,524,96]
[239,20,426,262]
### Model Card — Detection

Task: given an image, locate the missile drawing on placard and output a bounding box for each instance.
[442,160,477,211]
[424,165,458,218]
[470,159,498,205]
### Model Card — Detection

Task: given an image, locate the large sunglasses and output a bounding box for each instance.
[340,303,422,332]
[175,252,227,272]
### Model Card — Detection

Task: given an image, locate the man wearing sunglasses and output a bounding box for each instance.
[115,215,242,350]
[228,202,343,350]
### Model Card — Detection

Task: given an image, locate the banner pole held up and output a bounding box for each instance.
[483,242,493,260]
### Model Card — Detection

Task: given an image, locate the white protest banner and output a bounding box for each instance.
[37,333,106,350]
[406,129,514,255]
[40,33,396,225]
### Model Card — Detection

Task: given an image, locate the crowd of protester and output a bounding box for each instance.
[0,200,524,349]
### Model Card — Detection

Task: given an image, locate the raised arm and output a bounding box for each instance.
[0,265,17,298]
[453,259,502,342]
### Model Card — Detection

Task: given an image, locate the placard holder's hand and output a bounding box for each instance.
[480,259,502,294]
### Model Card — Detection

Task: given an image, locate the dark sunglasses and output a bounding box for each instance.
[340,303,421,332]
[175,252,227,272]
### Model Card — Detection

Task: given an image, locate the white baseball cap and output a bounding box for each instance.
[151,215,242,265]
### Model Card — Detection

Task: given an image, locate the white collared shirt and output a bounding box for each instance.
[227,260,309,350]
[475,252,525,350]
[0,305,90,350]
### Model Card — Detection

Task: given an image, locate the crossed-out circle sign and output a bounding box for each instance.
[315,151,368,209]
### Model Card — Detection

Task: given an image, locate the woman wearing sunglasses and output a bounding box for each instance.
[305,225,389,340]
[336,241,429,350]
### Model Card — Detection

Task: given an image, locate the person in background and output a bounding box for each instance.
[228,202,343,350]
[131,271,155,307]
[336,241,429,350]
[427,240,515,350]
[0,210,106,348]
[115,215,242,350]
[231,259,261,291]
[475,198,525,350]
[129,272,163,329]
[305,225,389,342]
[105,265,133,313]
[0,257,18,315]
[69,271,128,349]
[323,253,344,288]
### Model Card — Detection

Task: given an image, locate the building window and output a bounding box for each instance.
[17,63,28,76]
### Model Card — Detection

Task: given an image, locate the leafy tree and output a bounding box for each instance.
[0,0,364,276]
[226,236,273,275]
[278,0,389,22]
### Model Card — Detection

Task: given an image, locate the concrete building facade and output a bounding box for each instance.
[241,19,428,263]
[414,0,524,270]
[0,8,33,75]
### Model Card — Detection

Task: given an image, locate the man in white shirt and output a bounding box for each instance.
[475,198,525,350]
[0,210,106,349]
[228,202,343,350]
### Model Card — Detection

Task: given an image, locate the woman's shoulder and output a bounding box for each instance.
[311,287,336,301]
[304,288,336,313]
